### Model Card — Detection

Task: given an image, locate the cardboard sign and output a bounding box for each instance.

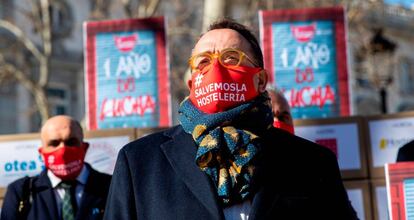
[259,7,349,119]
[294,117,367,179]
[385,162,414,220]
[367,113,414,177]
[347,189,366,219]
[371,179,389,220]
[84,17,171,130]
[84,136,131,174]
[344,180,372,220]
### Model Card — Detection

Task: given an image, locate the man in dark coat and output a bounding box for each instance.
[397,140,414,162]
[1,115,111,220]
[104,19,357,220]
[268,87,294,134]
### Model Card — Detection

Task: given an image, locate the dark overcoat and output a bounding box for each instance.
[104,125,357,220]
[1,164,111,220]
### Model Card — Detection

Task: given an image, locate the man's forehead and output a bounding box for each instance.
[275,97,290,110]
[192,28,252,55]
[41,116,82,139]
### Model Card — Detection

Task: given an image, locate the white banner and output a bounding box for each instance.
[84,136,130,174]
[368,117,414,167]
[0,139,42,187]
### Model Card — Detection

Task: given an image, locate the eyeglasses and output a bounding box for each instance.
[188,48,259,72]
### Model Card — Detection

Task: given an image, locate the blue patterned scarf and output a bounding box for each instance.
[178,93,273,206]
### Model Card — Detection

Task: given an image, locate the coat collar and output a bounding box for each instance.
[161,126,224,219]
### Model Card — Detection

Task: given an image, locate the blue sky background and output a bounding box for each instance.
[384,0,414,9]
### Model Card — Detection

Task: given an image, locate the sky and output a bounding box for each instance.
[384,0,414,10]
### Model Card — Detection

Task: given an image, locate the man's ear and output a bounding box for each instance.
[187,79,193,90]
[38,146,45,162]
[82,142,90,151]
[258,70,268,93]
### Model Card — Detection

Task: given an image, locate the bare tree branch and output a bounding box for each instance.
[137,0,147,17]
[30,0,43,35]
[146,0,161,17]
[0,55,50,123]
[38,0,52,87]
[0,0,52,123]
[122,0,134,18]
[0,20,46,63]
[202,0,226,32]
[266,0,274,9]
[167,27,199,38]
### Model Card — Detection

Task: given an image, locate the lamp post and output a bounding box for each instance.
[366,28,396,114]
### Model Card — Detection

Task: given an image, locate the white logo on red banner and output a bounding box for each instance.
[290,23,316,43]
[114,34,138,53]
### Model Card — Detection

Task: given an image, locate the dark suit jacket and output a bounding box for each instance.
[1,164,111,220]
[397,140,414,162]
[103,125,357,220]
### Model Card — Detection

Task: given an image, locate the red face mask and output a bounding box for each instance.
[273,121,295,134]
[189,60,263,114]
[39,143,88,180]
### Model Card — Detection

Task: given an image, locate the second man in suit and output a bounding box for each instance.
[1,115,111,220]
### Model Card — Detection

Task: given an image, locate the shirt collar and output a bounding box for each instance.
[47,165,90,188]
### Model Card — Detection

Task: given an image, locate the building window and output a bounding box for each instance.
[0,83,17,134]
[399,58,414,95]
[55,105,66,115]
[47,84,70,116]
[33,0,73,38]
[0,0,13,20]
[47,88,66,99]
[89,0,110,19]
[49,0,74,38]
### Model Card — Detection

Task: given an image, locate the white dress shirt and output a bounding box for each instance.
[223,199,252,220]
[47,165,89,216]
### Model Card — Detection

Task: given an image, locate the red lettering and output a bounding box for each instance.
[117,79,122,93]
[295,69,303,83]
[287,85,336,108]
[311,87,322,107]
[131,96,143,115]
[117,77,136,93]
[99,98,109,120]
[127,77,135,91]
[290,88,305,107]
[145,96,156,113]
[295,67,314,84]
[99,95,156,121]
[324,85,335,104]
[115,97,124,115]
[305,67,314,82]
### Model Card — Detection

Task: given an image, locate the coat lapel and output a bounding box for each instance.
[160,126,224,219]
[35,171,60,220]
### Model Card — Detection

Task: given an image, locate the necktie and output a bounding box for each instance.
[60,182,76,220]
